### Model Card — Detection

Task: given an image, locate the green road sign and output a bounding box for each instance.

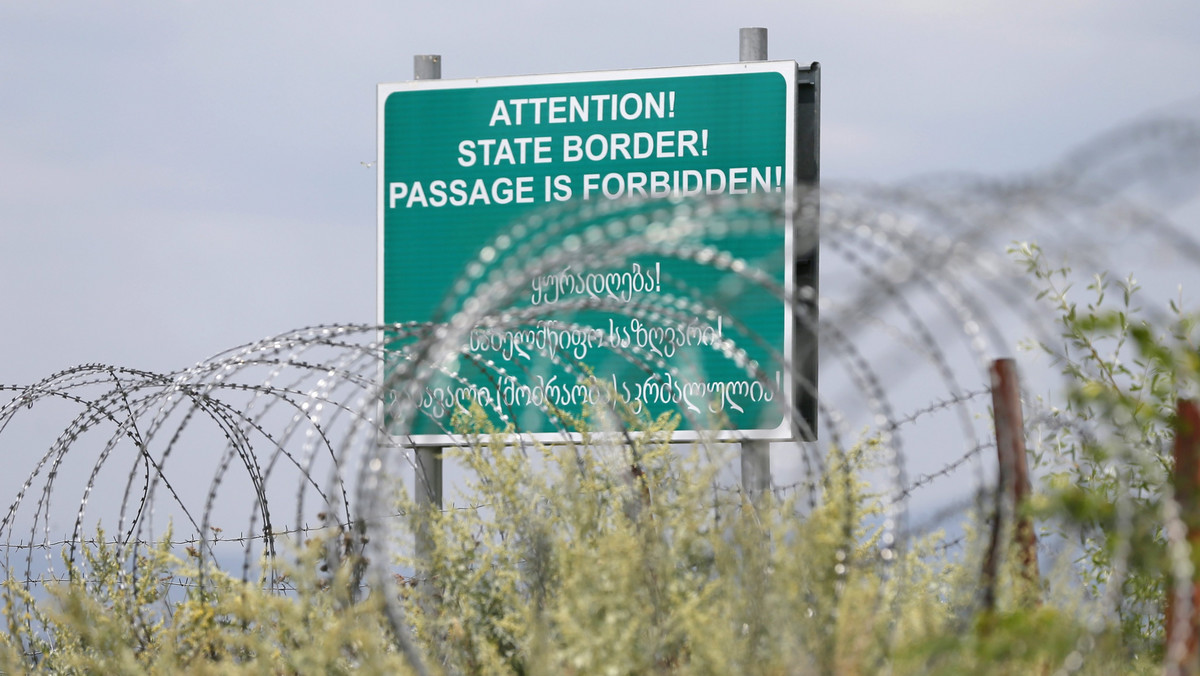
[379,61,809,442]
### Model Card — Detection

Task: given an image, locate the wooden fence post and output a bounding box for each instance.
[982,358,1039,612]
[1166,399,1200,675]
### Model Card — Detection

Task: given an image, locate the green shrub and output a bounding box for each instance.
[2,247,1196,674]
[0,419,1146,673]
[1,528,415,675]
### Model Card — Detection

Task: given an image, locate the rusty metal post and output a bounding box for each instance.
[994,358,1038,582]
[982,358,1039,611]
[1167,399,1200,675]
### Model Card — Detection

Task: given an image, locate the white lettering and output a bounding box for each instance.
[488,100,511,126]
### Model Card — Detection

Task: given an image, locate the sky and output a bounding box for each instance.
[2,1,1198,385]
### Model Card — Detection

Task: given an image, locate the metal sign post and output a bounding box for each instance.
[381,32,818,469]
[739,27,773,498]
[737,26,820,494]
[412,54,444,534]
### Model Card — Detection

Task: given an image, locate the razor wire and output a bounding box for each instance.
[0,115,1197,673]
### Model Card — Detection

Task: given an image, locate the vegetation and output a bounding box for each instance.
[1,247,1197,674]
[1015,241,1200,653]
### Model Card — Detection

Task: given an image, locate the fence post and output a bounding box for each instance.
[1167,399,1200,675]
[982,358,1038,611]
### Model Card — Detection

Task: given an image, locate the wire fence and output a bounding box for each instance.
[1,115,1198,673]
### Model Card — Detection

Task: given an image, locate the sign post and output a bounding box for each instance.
[739,27,773,499]
[411,54,443,570]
